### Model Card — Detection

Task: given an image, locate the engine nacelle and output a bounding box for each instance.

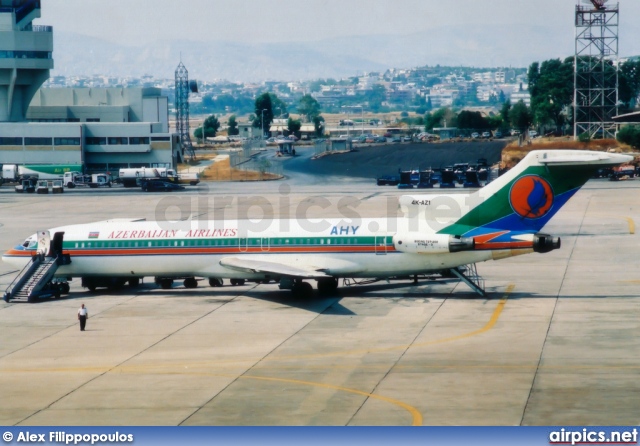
[393,233,475,254]
[533,233,561,253]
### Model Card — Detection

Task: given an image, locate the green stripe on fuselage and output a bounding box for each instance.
[61,235,392,250]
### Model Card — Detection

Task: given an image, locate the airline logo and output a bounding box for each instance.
[88,232,100,239]
[509,175,554,219]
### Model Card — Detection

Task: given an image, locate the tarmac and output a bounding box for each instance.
[0,174,639,426]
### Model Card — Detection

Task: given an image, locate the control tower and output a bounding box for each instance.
[0,0,53,122]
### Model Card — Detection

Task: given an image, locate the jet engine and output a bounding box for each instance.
[393,233,475,254]
[533,233,561,253]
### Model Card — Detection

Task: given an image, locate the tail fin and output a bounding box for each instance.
[439,150,633,237]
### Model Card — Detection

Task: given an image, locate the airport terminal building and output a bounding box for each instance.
[0,1,181,173]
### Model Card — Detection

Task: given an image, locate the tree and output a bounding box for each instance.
[194,115,221,140]
[457,110,488,130]
[528,58,573,130]
[619,59,640,109]
[227,115,239,136]
[617,125,640,149]
[312,115,325,137]
[253,93,274,137]
[269,93,288,118]
[297,94,321,122]
[425,107,457,130]
[500,100,512,128]
[510,100,532,130]
[287,117,302,139]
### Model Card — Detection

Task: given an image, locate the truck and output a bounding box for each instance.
[118,167,199,187]
[2,164,83,184]
[118,167,177,187]
[63,172,112,188]
[176,172,200,186]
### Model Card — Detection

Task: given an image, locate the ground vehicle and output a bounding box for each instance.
[63,172,112,188]
[402,136,412,142]
[482,131,491,138]
[529,130,538,138]
[471,132,480,138]
[2,164,83,183]
[119,167,178,187]
[494,131,503,138]
[176,172,200,186]
[610,165,635,181]
[339,120,354,126]
[141,179,185,192]
[391,136,401,143]
[15,177,37,193]
[376,175,399,186]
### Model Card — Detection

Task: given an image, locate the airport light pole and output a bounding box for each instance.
[261,109,266,143]
[276,107,283,136]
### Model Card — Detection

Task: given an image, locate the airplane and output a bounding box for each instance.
[2,149,633,301]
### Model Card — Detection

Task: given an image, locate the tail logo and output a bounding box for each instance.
[509,175,554,219]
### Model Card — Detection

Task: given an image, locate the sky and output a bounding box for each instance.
[39,0,640,81]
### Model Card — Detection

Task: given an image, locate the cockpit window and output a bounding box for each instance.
[22,238,37,249]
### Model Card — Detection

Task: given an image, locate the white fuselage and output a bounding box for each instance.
[3,218,523,281]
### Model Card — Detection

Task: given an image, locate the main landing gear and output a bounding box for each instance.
[279,277,340,298]
[317,278,339,295]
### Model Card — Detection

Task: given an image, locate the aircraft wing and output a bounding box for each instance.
[219,257,332,279]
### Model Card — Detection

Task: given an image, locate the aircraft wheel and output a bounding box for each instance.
[129,277,140,287]
[61,283,71,294]
[159,279,173,290]
[292,281,313,298]
[230,279,245,286]
[209,278,223,287]
[317,278,339,295]
[184,278,198,289]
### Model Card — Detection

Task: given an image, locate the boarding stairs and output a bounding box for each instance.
[4,255,60,303]
[450,264,486,297]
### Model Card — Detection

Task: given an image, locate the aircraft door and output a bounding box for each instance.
[51,232,65,258]
[261,237,270,252]
[238,236,249,252]
[375,233,388,255]
[37,231,51,257]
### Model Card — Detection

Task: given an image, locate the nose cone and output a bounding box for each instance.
[2,247,32,268]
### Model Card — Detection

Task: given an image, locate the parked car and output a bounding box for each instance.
[494,131,503,138]
[141,179,185,192]
[391,136,401,143]
[471,132,480,138]
[529,130,538,138]
[403,136,412,142]
[481,131,491,138]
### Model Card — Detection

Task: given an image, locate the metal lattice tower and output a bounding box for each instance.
[574,1,619,140]
[175,61,195,160]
